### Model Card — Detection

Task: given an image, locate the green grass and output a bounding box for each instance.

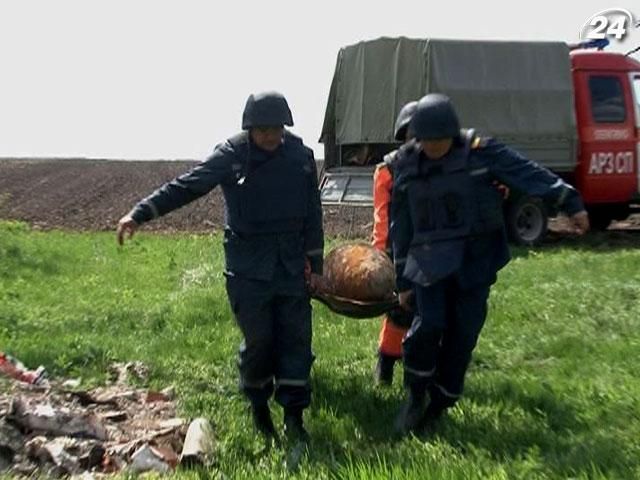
[1,220,640,479]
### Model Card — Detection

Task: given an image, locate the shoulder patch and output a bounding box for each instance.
[471,136,491,150]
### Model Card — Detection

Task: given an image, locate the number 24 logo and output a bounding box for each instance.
[580,8,637,41]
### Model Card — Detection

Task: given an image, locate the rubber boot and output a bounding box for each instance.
[421,385,450,432]
[252,404,278,439]
[395,386,427,435]
[283,408,310,444]
[421,400,446,433]
[374,353,397,386]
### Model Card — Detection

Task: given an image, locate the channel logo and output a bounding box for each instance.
[579,8,638,42]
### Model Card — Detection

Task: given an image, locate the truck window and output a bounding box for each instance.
[589,76,626,123]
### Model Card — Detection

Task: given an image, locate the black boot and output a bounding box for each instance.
[421,386,450,432]
[395,387,427,435]
[374,353,397,386]
[421,400,446,432]
[252,404,278,439]
[283,408,310,444]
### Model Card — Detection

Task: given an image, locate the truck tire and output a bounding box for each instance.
[506,196,548,246]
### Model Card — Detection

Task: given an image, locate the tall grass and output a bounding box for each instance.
[1,221,639,479]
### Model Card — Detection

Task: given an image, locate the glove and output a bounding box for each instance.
[387,292,416,328]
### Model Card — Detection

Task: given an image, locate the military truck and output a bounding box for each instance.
[319,37,640,244]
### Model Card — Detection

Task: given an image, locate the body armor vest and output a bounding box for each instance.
[397,130,505,286]
[222,132,312,234]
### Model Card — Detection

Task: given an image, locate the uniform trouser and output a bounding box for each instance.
[225,266,313,410]
[403,276,491,409]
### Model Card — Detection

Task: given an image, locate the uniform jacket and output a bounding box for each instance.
[390,133,584,291]
[372,151,398,253]
[130,131,324,281]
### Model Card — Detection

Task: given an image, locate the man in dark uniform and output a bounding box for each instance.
[390,93,589,434]
[117,91,324,443]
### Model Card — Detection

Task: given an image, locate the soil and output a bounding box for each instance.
[0,158,638,239]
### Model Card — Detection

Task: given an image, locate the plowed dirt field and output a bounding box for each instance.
[0,158,371,237]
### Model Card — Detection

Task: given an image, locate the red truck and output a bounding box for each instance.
[319,38,640,244]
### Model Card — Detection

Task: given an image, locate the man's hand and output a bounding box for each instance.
[307,273,326,295]
[117,215,139,246]
[304,258,327,295]
[569,210,590,235]
[398,290,414,311]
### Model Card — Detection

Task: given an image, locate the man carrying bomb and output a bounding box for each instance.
[116,91,324,443]
[390,93,589,434]
[372,101,417,385]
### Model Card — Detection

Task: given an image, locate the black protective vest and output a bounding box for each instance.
[399,131,505,286]
[222,132,312,234]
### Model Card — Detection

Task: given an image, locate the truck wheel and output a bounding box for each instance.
[506,196,548,246]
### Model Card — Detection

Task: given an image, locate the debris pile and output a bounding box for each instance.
[0,357,213,477]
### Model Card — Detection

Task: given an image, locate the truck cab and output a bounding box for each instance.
[571,51,640,228]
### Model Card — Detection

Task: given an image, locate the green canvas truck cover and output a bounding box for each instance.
[320,37,578,171]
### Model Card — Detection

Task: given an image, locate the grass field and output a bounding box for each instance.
[1,221,639,479]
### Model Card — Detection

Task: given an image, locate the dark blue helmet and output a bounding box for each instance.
[394,101,418,141]
[242,91,294,129]
[410,94,460,140]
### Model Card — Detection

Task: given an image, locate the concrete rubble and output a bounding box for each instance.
[0,360,215,477]
[180,417,214,467]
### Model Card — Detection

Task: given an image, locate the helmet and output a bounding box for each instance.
[241,91,294,130]
[394,101,418,141]
[409,94,460,140]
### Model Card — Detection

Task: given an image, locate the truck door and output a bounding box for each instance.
[631,73,640,198]
[573,71,637,206]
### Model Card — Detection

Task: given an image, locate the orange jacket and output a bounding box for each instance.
[372,162,393,252]
[373,159,408,355]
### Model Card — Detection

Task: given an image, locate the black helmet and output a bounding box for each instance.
[394,101,418,141]
[410,94,460,140]
[242,91,294,130]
